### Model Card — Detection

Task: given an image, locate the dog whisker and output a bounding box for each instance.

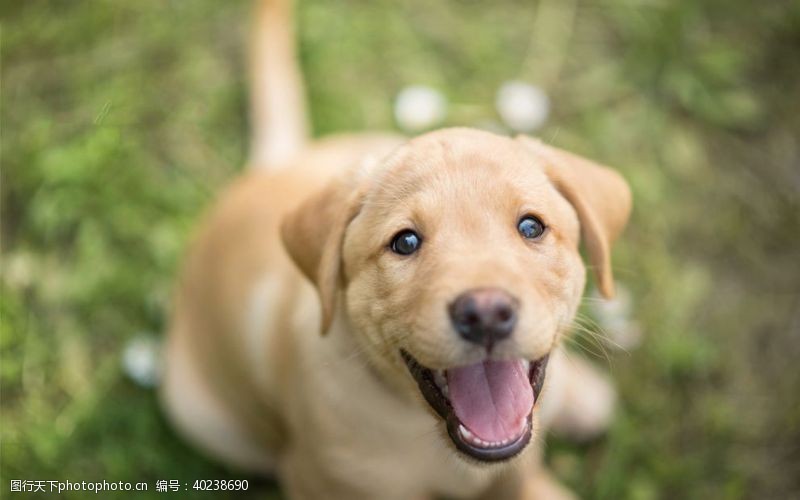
[561,329,613,366]
[572,313,630,355]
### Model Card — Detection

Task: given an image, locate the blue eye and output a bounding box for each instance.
[390,230,422,255]
[518,216,546,239]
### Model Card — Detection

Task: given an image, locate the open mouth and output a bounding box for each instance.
[401,350,549,462]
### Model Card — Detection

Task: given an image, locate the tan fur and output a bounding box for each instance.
[518,138,632,298]
[163,129,631,499]
[248,0,309,167]
[162,2,632,499]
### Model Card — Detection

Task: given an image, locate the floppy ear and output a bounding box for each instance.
[280,179,365,334]
[519,137,632,298]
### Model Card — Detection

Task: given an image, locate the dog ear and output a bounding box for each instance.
[519,137,632,298]
[280,178,365,335]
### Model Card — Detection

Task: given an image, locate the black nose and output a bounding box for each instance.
[448,288,519,349]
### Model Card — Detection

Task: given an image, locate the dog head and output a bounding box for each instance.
[281,128,631,462]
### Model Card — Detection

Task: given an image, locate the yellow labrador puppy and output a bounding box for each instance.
[161,1,631,498]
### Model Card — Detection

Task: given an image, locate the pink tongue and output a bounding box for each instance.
[447,360,533,443]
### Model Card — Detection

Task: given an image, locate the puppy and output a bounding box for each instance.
[161,1,632,499]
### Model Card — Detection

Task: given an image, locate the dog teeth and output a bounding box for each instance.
[522,359,531,373]
[433,370,449,397]
[457,425,513,448]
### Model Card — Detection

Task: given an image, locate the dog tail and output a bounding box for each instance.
[248,0,309,169]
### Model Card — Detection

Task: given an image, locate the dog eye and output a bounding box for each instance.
[390,230,422,255]
[518,216,546,240]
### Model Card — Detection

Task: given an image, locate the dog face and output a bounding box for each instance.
[282,128,631,462]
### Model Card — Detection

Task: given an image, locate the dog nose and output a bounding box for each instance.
[448,288,519,348]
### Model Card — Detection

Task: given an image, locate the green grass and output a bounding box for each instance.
[2,0,800,498]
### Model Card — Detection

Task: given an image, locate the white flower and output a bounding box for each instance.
[495,81,550,132]
[122,335,162,388]
[394,85,447,132]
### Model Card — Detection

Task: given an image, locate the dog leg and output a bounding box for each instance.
[279,448,375,500]
[539,349,617,442]
[161,322,276,474]
[474,464,576,500]
[520,468,578,500]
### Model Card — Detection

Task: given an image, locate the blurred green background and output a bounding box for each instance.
[2,0,799,498]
